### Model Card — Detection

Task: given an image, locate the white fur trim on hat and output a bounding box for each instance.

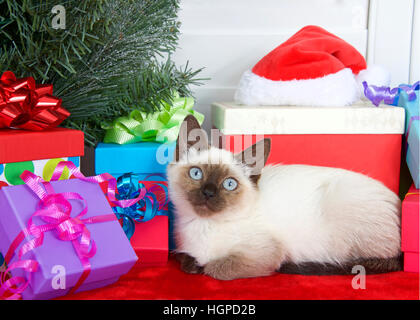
[356,64,391,89]
[234,68,361,107]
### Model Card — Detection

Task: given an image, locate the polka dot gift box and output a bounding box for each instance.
[0,128,84,189]
[0,157,80,187]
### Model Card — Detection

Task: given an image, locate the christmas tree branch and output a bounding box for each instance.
[1,0,206,147]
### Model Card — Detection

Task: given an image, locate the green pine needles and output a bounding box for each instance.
[1,0,205,146]
[1,0,109,82]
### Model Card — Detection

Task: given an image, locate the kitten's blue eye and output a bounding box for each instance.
[189,167,203,180]
[223,178,238,191]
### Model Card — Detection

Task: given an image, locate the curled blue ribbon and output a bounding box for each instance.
[112,173,169,240]
[363,81,420,106]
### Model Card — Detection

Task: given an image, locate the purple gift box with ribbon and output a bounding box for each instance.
[0,167,138,300]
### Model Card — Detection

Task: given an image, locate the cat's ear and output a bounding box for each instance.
[234,138,271,184]
[174,115,208,161]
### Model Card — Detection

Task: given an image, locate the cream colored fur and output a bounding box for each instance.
[167,146,401,278]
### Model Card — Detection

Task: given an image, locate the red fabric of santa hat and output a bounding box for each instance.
[235,25,390,106]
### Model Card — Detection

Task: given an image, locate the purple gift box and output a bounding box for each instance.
[0,178,138,300]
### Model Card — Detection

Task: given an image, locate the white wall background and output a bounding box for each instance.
[173,0,418,131]
[410,0,420,83]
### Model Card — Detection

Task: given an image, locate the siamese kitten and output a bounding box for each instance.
[167,115,402,280]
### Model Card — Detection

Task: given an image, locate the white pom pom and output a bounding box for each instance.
[356,64,391,87]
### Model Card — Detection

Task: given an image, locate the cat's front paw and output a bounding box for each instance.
[176,253,203,274]
[204,255,246,281]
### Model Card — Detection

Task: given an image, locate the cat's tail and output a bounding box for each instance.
[277,255,403,275]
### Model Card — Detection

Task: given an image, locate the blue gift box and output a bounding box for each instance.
[95,142,175,177]
[399,90,420,187]
[406,146,419,188]
[95,142,177,249]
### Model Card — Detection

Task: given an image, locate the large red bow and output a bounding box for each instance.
[0,71,70,130]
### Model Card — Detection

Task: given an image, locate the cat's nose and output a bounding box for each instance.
[201,183,217,199]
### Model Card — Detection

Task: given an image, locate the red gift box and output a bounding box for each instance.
[402,184,419,273]
[223,134,401,193]
[100,179,168,267]
[404,253,419,273]
[130,215,168,267]
[212,102,405,194]
[129,180,168,267]
[0,128,84,164]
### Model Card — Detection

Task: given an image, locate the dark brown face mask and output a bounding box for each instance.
[178,164,244,216]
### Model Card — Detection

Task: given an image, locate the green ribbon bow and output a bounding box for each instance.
[103,93,204,145]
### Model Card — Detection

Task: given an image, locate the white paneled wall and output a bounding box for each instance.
[173,0,415,131]
[367,0,414,86]
[410,0,419,83]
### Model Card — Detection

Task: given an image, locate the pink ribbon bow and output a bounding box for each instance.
[0,161,146,300]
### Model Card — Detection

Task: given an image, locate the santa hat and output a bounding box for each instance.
[234,25,390,106]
